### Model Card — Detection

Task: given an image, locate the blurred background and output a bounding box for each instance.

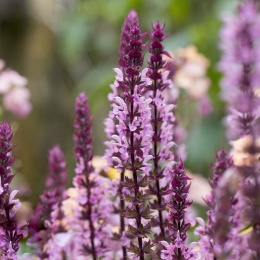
[0,0,237,206]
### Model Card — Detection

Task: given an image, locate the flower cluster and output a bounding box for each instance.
[118,10,139,69]
[146,21,175,244]
[195,150,244,259]
[69,92,116,259]
[28,145,67,258]
[219,1,260,257]
[0,121,27,259]
[105,11,141,259]
[160,160,197,260]
[108,21,156,259]
[0,60,31,117]
[219,0,260,138]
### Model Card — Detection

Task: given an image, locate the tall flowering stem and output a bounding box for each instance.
[45,146,67,237]
[219,1,260,257]
[160,160,197,259]
[146,21,175,242]
[28,145,67,258]
[73,92,97,259]
[118,10,139,69]
[73,93,116,259]
[111,24,155,259]
[105,11,139,259]
[219,0,260,139]
[195,150,244,259]
[0,121,27,259]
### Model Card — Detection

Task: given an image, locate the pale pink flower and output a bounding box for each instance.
[0,70,28,94]
[3,87,32,117]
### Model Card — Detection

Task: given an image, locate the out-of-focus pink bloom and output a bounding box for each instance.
[164,46,211,101]
[0,62,32,117]
[0,69,28,94]
[3,87,31,117]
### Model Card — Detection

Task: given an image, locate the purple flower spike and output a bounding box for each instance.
[105,11,143,259]
[108,20,156,259]
[219,0,260,139]
[160,160,197,260]
[72,92,116,259]
[28,145,67,258]
[45,146,67,236]
[0,121,27,259]
[74,92,94,174]
[146,21,175,245]
[73,92,98,259]
[195,151,247,259]
[118,10,139,69]
[219,1,260,257]
[46,145,67,192]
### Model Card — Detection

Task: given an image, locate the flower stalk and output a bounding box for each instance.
[160,160,197,259]
[219,1,260,257]
[195,150,244,259]
[0,121,27,259]
[110,22,156,259]
[146,21,175,243]
[105,10,138,259]
[73,92,97,260]
[28,145,67,258]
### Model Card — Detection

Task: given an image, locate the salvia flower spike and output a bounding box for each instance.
[195,150,245,259]
[73,92,116,259]
[73,92,97,259]
[146,21,175,243]
[219,1,260,257]
[160,160,197,260]
[118,10,139,69]
[110,22,156,259]
[0,121,27,259]
[28,145,67,258]
[219,0,260,139]
[105,11,141,259]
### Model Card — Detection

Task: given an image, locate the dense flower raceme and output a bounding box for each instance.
[219,1,260,257]
[195,150,246,259]
[146,21,175,244]
[160,160,197,260]
[0,60,31,117]
[105,11,141,259]
[118,10,139,69]
[70,92,117,259]
[219,0,260,138]
[28,145,67,258]
[0,121,27,259]
[108,23,156,259]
